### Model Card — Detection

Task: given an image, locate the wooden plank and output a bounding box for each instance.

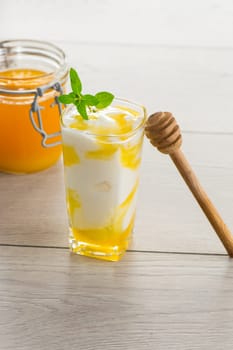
[60,42,233,133]
[1,41,233,132]
[0,134,233,254]
[1,0,233,48]
[0,246,233,349]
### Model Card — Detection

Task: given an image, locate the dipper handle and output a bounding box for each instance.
[171,149,233,257]
[145,111,233,256]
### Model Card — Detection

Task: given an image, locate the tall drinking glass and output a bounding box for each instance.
[61,98,146,261]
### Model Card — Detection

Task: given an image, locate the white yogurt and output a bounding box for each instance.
[61,103,145,231]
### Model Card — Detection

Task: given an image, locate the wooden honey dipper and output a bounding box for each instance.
[145,111,233,257]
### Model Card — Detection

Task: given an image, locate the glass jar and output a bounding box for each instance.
[0,39,68,173]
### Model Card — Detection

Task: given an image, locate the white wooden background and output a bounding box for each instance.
[2,2,233,349]
[1,0,233,132]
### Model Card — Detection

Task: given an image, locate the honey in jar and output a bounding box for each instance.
[0,40,68,173]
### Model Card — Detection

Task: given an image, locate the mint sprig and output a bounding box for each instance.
[58,68,114,120]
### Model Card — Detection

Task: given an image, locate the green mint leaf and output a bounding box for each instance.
[75,100,88,120]
[83,94,99,106]
[58,92,75,104]
[70,68,82,95]
[58,67,115,120]
[95,91,114,109]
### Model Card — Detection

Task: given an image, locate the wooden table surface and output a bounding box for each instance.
[1,132,233,349]
[1,6,233,346]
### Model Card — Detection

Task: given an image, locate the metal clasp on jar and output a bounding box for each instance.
[29,82,63,148]
[0,82,63,148]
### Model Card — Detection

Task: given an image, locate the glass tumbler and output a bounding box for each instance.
[61,99,146,261]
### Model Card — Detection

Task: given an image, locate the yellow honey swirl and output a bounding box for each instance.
[71,180,138,246]
[67,109,143,163]
[71,213,135,260]
[62,144,80,166]
[66,188,81,224]
[69,111,135,136]
[86,141,118,160]
[70,117,88,131]
[107,113,134,134]
[120,140,143,170]
[113,180,138,235]
[114,105,140,117]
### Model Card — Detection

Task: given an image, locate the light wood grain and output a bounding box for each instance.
[1,0,233,48]
[58,42,233,133]
[1,42,233,132]
[171,149,233,256]
[1,5,233,348]
[0,246,233,350]
[145,112,233,256]
[0,134,233,254]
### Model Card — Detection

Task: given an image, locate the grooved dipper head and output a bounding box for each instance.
[145,112,182,154]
